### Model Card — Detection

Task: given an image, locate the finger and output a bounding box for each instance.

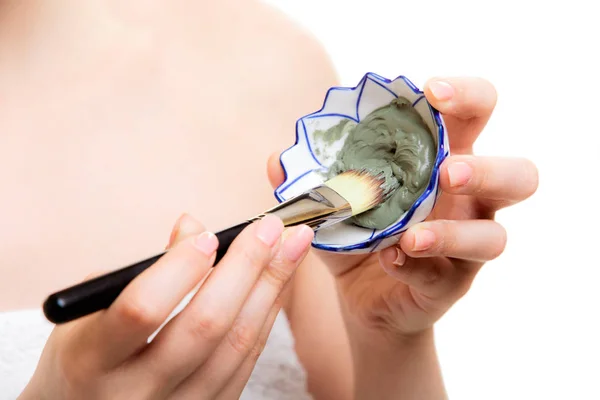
[131,215,284,393]
[173,226,313,398]
[267,151,285,189]
[379,247,463,305]
[440,155,539,210]
[167,213,206,249]
[213,305,282,400]
[161,214,210,336]
[423,76,497,152]
[65,230,218,370]
[399,220,508,262]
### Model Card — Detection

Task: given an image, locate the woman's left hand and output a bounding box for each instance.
[267,76,539,342]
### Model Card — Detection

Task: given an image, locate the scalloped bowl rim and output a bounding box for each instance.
[274,72,448,252]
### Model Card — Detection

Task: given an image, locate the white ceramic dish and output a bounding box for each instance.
[274,72,449,254]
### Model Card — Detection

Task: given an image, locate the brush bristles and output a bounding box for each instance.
[323,170,388,216]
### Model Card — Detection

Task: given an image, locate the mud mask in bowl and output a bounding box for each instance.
[274,72,449,254]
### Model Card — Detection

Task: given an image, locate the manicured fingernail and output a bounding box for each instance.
[412,229,436,251]
[256,215,284,247]
[428,80,454,101]
[193,231,218,256]
[282,225,314,262]
[393,248,406,266]
[447,162,473,187]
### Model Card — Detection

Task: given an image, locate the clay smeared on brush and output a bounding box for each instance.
[314,97,436,229]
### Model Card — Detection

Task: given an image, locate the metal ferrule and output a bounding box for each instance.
[248,185,352,231]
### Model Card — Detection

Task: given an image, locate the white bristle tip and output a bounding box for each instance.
[324,170,387,215]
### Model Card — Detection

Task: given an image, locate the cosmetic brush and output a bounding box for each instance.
[42,169,393,324]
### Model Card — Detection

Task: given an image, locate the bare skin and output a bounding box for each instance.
[0,0,337,308]
[1,1,539,399]
[1,1,352,398]
[269,77,539,399]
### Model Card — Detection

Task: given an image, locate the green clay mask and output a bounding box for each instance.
[314,96,436,229]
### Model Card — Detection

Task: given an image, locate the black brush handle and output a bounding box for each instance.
[43,221,252,324]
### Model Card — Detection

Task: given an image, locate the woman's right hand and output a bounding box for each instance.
[19,213,313,400]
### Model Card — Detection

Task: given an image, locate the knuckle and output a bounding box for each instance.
[242,247,265,267]
[226,323,257,356]
[233,240,271,270]
[248,335,268,363]
[435,221,457,254]
[261,266,291,293]
[472,160,491,195]
[114,295,163,329]
[187,310,230,342]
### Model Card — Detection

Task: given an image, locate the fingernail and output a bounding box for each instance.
[256,215,284,247]
[447,162,473,187]
[193,231,218,256]
[428,80,454,101]
[167,228,179,249]
[393,248,406,266]
[282,225,314,262]
[412,229,436,251]
[167,213,187,248]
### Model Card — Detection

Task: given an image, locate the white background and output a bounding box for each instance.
[264,0,599,399]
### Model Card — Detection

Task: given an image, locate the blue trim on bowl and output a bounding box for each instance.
[276,169,316,199]
[367,77,399,99]
[412,95,425,107]
[354,77,367,121]
[367,72,391,82]
[303,82,360,120]
[274,74,374,203]
[276,120,303,200]
[274,72,449,252]
[313,240,376,252]
[369,237,385,253]
[301,119,324,168]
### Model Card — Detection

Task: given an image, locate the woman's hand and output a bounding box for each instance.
[267,76,539,398]
[20,214,313,400]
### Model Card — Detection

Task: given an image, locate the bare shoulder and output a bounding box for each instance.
[249,1,339,81]
[0,0,340,312]
[241,1,340,127]
[220,0,340,214]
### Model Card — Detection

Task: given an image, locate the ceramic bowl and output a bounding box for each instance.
[274,72,449,254]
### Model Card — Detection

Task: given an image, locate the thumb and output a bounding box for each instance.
[166,213,206,249]
[267,151,286,190]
